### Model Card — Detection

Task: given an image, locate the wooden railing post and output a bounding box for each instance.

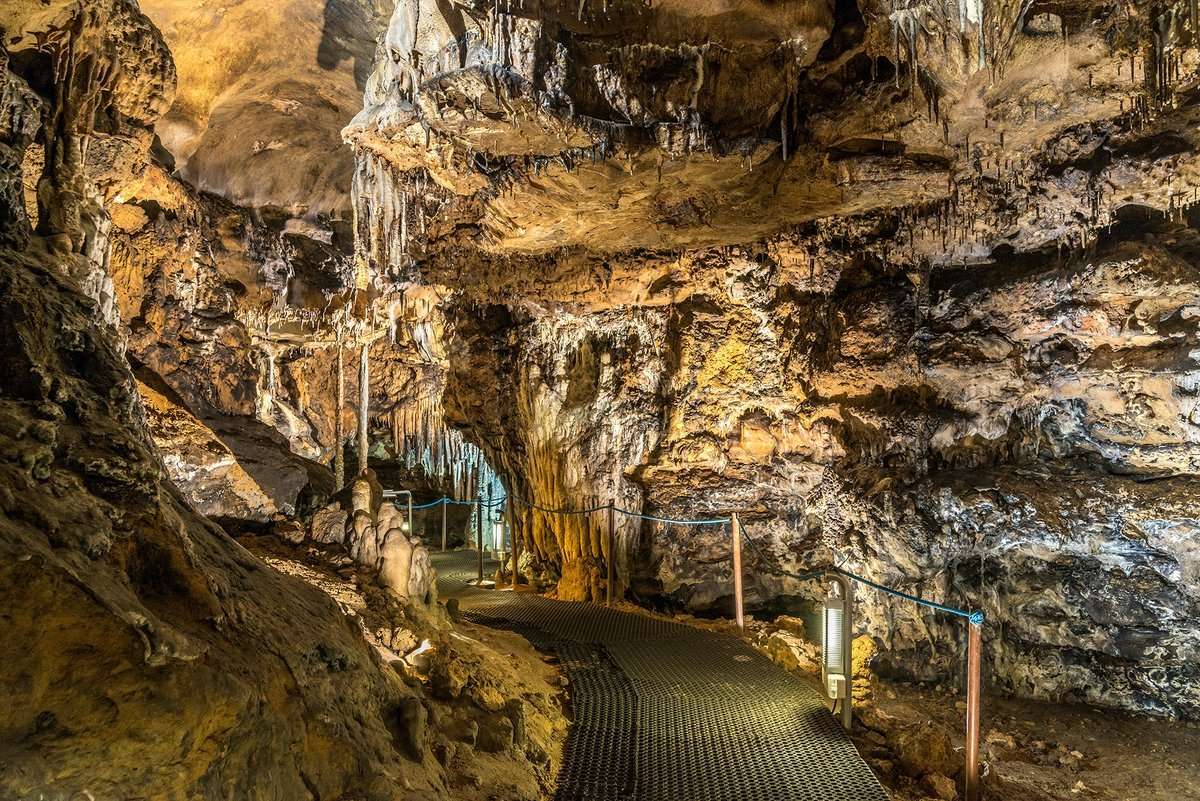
[731,512,744,630]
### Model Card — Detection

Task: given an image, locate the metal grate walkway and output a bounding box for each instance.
[434,551,888,801]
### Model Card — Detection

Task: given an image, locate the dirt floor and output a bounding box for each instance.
[872,680,1200,801]
[242,536,568,801]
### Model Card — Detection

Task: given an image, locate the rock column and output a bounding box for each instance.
[334,339,345,489]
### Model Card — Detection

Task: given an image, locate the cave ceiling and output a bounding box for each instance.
[137,0,393,217]
[342,0,1178,260]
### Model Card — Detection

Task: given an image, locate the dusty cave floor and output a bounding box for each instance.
[735,616,1200,801]
[869,681,1200,801]
[237,534,568,801]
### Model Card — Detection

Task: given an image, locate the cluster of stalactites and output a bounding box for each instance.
[353,150,440,281]
[389,394,501,503]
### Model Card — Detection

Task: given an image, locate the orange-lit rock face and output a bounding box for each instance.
[6,0,1200,741]
[140,0,391,215]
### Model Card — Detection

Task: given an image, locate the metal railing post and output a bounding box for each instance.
[440,498,447,551]
[357,342,369,475]
[965,621,983,801]
[333,338,344,490]
[606,501,616,606]
[731,512,744,630]
[842,576,854,731]
[476,493,483,583]
[510,496,520,590]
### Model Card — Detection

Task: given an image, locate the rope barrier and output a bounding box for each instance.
[396,490,982,625]
[833,566,985,625]
[409,497,448,510]
[509,495,609,516]
[401,492,728,524]
[615,507,731,526]
[739,526,983,625]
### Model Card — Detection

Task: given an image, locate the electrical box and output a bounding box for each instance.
[826,673,848,700]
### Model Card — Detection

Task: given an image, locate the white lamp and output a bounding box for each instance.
[822,574,854,730]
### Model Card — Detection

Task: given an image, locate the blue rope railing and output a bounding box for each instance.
[615,507,731,526]
[833,566,985,625]
[394,492,983,625]
[739,527,983,625]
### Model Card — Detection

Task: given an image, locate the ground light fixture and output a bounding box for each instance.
[822,572,854,730]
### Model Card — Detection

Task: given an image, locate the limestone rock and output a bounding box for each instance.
[378,528,415,595]
[924,772,959,801]
[311,504,348,546]
[894,720,960,779]
[476,715,514,754]
[763,630,821,676]
[852,635,877,708]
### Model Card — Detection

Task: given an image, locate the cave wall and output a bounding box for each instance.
[0,3,449,796]
[344,0,1200,720]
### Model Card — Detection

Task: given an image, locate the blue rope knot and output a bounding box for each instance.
[969,610,985,626]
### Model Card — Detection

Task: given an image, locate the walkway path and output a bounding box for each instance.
[433,551,888,801]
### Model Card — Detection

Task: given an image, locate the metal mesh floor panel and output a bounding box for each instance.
[434,552,888,801]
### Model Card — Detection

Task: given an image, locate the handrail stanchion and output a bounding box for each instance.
[510,496,519,590]
[440,498,447,552]
[476,493,484,583]
[731,513,745,630]
[606,501,616,606]
[965,620,983,801]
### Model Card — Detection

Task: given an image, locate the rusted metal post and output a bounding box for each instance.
[356,342,369,475]
[476,492,483,583]
[841,576,854,731]
[965,620,983,801]
[606,502,616,606]
[510,496,520,590]
[440,498,447,551]
[731,512,745,630]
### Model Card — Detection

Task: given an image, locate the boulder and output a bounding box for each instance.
[851,635,877,707]
[310,504,348,545]
[476,714,514,753]
[393,697,427,760]
[894,720,960,779]
[273,519,305,545]
[924,772,959,800]
[762,630,821,675]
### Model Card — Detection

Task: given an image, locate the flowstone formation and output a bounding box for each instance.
[345,0,1200,721]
